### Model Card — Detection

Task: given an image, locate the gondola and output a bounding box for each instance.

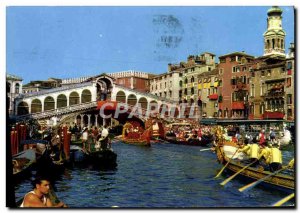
[12,149,36,179]
[70,145,117,169]
[215,144,294,193]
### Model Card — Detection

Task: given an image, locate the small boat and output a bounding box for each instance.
[12,149,36,178]
[121,122,151,146]
[215,144,294,193]
[70,145,117,169]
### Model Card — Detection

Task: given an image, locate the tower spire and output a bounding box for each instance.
[263,6,286,57]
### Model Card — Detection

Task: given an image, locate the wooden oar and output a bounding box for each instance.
[272,193,294,206]
[200,148,212,152]
[239,167,287,192]
[220,159,258,186]
[215,149,239,178]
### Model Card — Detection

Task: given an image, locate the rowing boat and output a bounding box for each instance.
[215,144,294,193]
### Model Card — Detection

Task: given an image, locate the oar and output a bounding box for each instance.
[215,149,239,178]
[272,193,295,207]
[220,159,258,186]
[239,167,287,192]
[200,148,212,152]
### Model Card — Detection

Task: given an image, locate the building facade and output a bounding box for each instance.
[182,53,216,104]
[108,70,154,93]
[218,52,255,118]
[23,78,62,94]
[149,69,182,103]
[6,74,23,115]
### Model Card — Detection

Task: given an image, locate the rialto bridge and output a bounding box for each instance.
[13,74,181,127]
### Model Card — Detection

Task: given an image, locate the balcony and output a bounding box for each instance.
[263,111,285,119]
[232,101,244,109]
[208,94,218,100]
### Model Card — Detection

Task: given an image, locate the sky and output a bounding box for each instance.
[6,6,294,83]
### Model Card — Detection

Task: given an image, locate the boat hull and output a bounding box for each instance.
[216,145,294,192]
[70,145,117,169]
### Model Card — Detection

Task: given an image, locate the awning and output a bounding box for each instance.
[232,101,244,109]
[263,111,284,119]
[209,94,218,100]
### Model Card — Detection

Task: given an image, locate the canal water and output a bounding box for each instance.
[14,142,294,208]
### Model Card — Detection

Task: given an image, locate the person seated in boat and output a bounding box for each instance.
[238,142,260,166]
[267,144,282,172]
[20,176,67,208]
[257,146,271,170]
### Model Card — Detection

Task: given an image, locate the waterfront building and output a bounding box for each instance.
[108,70,155,93]
[248,7,294,121]
[149,66,183,102]
[182,53,216,104]
[197,68,220,118]
[6,73,23,115]
[23,78,62,94]
[217,52,255,118]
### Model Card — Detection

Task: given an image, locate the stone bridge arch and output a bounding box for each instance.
[17,101,29,115]
[31,99,42,113]
[44,96,55,111]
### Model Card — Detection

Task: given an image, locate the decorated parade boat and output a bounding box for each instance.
[215,143,294,193]
[121,121,151,146]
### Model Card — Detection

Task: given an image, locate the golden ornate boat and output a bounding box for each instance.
[121,122,151,147]
[215,143,294,193]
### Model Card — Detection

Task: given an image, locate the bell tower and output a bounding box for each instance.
[263,6,286,57]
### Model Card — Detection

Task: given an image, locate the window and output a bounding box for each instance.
[179,81,182,87]
[218,80,223,87]
[287,78,291,87]
[15,83,20,94]
[184,88,187,95]
[191,68,195,72]
[287,94,292,104]
[287,62,292,70]
[208,67,211,71]
[231,56,236,62]
[261,71,265,77]
[267,70,271,76]
[220,58,226,63]
[191,88,194,95]
[165,82,167,88]
[231,78,236,85]
[242,67,247,71]
[185,78,188,84]
[191,76,194,83]
[261,83,265,96]
[219,68,224,75]
[251,84,255,97]
[281,67,285,74]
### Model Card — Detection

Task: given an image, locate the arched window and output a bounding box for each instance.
[272,39,275,49]
[184,78,188,84]
[15,83,20,94]
[191,76,194,83]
